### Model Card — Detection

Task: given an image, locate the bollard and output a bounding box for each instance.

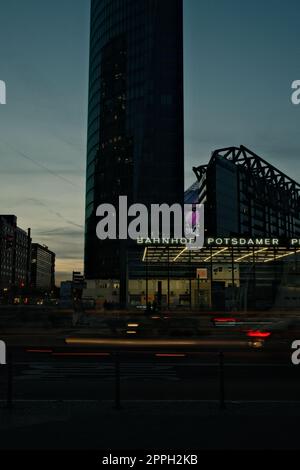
[219,352,226,410]
[114,352,122,410]
[6,351,13,411]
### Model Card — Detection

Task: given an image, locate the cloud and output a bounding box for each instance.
[25,198,84,229]
[34,226,83,238]
[0,139,81,188]
[1,167,84,176]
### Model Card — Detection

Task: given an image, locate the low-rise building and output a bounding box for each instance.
[31,244,55,292]
[0,215,31,296]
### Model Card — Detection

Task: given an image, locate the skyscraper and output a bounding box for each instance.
[85,0,184,281]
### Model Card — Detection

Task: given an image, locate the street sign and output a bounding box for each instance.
[197,268,208,280]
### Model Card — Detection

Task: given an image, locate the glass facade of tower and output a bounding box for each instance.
[85,0,184,279]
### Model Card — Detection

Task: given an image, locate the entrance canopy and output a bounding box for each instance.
[140,243,300,265]
[127,238,300,310]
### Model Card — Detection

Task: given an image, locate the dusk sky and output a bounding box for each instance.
[0,0,300,283]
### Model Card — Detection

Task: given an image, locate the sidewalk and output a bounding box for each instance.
[0,400,300,449]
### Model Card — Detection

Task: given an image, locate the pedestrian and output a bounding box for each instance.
[72,296,84,327]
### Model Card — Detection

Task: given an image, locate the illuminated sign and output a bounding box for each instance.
[206,237,280,246]
[137,237,194,245]
[137,237,300,247]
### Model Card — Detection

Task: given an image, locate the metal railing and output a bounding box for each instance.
[1,349,227,412]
